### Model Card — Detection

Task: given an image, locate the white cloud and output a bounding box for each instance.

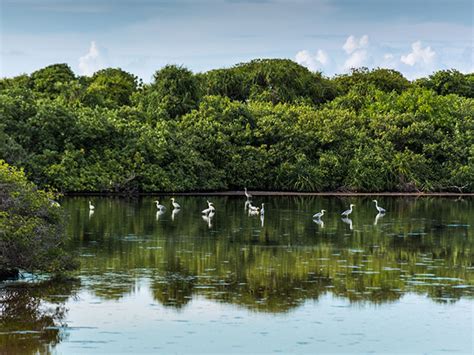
[295,49,329,71]
[400,41,435,66]
[343,34,369,54]
[342,35,369,70]
[78,41,105,76]
[344,50,368,70]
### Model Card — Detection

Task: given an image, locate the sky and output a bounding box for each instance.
[1,0,473,81]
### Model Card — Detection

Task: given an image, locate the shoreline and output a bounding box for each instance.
[63,191,474,197]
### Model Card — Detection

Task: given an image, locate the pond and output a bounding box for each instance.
[1,196,473,353]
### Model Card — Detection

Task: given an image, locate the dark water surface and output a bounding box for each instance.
[1,196,473,354]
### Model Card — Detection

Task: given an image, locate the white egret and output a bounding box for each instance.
[202,201,215,215]
[248,208,260,216]
[341,204,355,217]
[312,209,326,219]
[49,199,60,207]
[89,201,95,211]
[372,200,386,214]
[248,203,259,212]
[260,203,265,215]
[244,200,251,210]
[154,200,166,210]
[260,213,265,227]
[171,198,181,209]
[244,187,252,199]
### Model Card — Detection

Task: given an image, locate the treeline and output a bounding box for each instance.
[0,60,473,192]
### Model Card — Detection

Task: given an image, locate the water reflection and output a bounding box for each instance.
[155,210,165,221]
[201,213,214,228]
[4,196,474,353]
[61,195,474,311]
[0,280,80,354]
[341,216,353,230]
[374,212,385,225]
[171,208,180,221]
[313,218,324,228]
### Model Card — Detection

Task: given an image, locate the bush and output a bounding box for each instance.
[0,161,78,278]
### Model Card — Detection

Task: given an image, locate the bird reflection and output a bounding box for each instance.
[202,211,215,228]
[156,210,165,221]
[260,213,265,227]
[374,212,385,225]
[313,218,324,228]
[341,217,353,230]
[171,208,180,221]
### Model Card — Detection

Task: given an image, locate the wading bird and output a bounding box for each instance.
[260,203,265,215]
[89,201,95,211]
[244,187,252,199]
[171,197,181,209]
[313,209,326,219]
[341,204,355,217]
[202,201,215,215]
[248,203,259,213]
[372,200,386,214]
[154,200,166,210]
[49,199,60,207]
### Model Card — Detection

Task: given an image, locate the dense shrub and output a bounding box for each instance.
[0,61,473,193]
[0,161,77,278]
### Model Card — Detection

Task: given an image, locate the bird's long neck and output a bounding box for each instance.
[321,210,325,216]
[374,201,378,208]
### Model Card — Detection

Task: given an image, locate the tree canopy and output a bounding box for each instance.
[0,60,472,193]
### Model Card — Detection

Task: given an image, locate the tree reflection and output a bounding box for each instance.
[0,279,80,354]
[64,196,474,312]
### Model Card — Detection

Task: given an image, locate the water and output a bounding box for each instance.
[1,196,473,354]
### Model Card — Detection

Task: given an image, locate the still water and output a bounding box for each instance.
[1,196,473,354]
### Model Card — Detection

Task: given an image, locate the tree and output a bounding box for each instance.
[0,161,78,279]
[415,69,474,98]
[30,64,76,98]
[82,68,139,108]
[333,67,410,95]
[139,65,200,119]
[199,59,337,105]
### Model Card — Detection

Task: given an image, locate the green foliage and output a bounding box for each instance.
[137,65,200,120]
[199,59,338,105]
[333,67,411,94]
[414,69,474,98]
[82,68,139,108]
[1,61,473,193]
[0,161,78,277]
[30,64,76,98]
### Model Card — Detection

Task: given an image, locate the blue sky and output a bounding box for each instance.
[1,0,472,81]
